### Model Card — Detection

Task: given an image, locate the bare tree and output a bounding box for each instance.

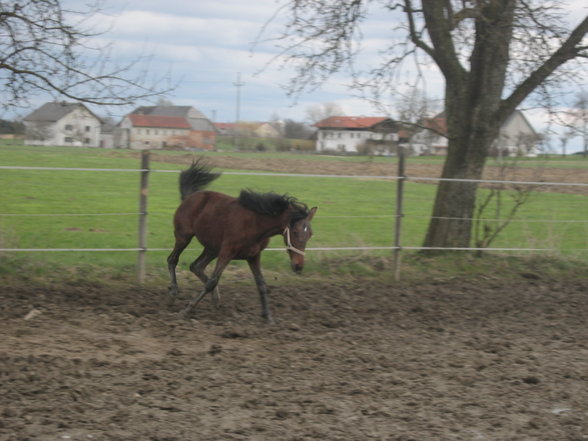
[394,87,440,154]
[269,1,588,250]
[1,0,171,111]
[305,102,345,124]
[396,88,438,125]
[473,157,536,256]
[283,119,315,139]
[559,129,574,156]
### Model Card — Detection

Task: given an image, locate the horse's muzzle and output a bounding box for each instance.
[292,263,303,274]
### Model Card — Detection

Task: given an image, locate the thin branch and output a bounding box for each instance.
[499,15,588,119]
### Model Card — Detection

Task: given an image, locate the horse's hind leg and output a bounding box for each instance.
[189,248,221,307]
[182,255,230,318]
[247,254,273,324]
[167,234,193,306]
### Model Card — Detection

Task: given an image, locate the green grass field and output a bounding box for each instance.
[1,143,587,282]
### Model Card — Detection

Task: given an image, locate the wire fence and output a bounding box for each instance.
[1,152,587,281]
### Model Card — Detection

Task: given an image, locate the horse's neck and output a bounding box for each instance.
[260,208,292,239]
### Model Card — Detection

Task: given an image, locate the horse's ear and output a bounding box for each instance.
[307,206,318,221]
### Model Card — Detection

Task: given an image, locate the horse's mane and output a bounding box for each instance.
[238,189,308,223]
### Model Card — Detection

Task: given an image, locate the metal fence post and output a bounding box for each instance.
[137,150,150,283]
[393,146,405,281]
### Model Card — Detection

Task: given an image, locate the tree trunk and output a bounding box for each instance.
[423,127,497,249]
[421,0,515,251]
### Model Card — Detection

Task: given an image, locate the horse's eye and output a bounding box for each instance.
[303,226,308,232]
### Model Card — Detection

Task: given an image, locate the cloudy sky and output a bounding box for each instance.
[85,0,413,124]
[14,0,588,152]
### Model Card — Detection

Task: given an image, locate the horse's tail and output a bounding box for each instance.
[179,159,221,200]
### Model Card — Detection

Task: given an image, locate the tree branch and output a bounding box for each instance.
[499,15,588,119]
[418,1,467,82]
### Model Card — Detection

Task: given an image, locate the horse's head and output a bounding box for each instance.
[284,206,317,274]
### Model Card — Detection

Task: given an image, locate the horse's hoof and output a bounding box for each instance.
[180,307,192,320]
[168,286,178,304]
[211,291,221,309]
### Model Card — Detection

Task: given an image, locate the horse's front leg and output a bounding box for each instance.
[181,255,230,319]
[247,254,273,324]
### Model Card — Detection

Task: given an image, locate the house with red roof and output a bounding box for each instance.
[410,110,538,156]
[314,116,398,154]
[115,106,217,150]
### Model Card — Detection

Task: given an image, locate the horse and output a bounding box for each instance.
[167,160,317,324]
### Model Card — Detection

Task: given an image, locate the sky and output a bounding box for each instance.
[83,0,409,123]
[7,0,588,153]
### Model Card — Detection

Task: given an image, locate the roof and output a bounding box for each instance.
[503,110,537,135]
[419,110,534,136]
[214,122,237,130]
[133,105,207,119]
[127,114,192,129]
[315,116,390,129]
[189,118,216,131]
[24,102,99,122]
[130,105,216,132]
[422,117,447,135]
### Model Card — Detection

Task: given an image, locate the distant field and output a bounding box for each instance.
[1,143,587,280]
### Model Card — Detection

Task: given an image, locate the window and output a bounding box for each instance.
[65,124,73,131]
[64,137,73,143]
[84,138,90,144]
[85,126,91,132]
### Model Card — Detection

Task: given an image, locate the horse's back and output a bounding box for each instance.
[174,191,243,247]
[175,190,234,226]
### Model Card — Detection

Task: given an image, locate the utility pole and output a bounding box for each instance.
[233,72,244,150]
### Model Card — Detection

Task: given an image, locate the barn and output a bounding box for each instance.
[114,106,217,150]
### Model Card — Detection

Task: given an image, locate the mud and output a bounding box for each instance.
[148,152,588,195]
[1,274,587,440]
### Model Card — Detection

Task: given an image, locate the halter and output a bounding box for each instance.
[283,227,305,256]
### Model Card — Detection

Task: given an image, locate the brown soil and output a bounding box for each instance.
[149,152,588,195]
[1,275,587,440]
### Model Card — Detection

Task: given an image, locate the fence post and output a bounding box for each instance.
[137,150,150,283]
[393,146,405,281]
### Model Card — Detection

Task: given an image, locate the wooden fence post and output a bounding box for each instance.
[137,150,150,283]
[393,146,405,281]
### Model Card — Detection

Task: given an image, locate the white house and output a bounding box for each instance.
[410,110,539,157]
[315,116,398,154]
[23,102,102,147]
[494,110,539,157]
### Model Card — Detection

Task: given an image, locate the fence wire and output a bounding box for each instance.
[1,164,586,255]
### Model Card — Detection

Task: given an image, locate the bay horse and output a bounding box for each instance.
[167,160,317,324]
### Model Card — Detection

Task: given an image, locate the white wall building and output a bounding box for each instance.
[410,110,539,157]
[315,116,398,154]
[23,102,102,147]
